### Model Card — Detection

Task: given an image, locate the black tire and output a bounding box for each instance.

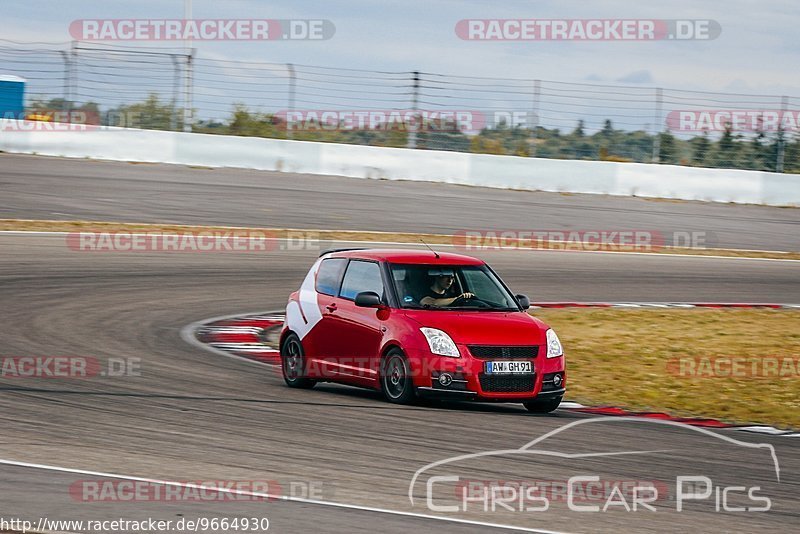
[281,333,316,389]
[523,396,562,414]
[380,349,416,404]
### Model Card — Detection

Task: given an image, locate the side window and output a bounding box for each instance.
[315,258,347,296]
[339,261,384,301]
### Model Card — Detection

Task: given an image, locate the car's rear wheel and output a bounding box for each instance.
[381,349,416,404]
[523,396,562,414]
[281,333,316,389]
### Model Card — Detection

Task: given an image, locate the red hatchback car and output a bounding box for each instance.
[280,248,566,413]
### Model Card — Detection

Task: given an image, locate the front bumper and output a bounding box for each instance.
[406,345,566,401]
[417,386,566,401]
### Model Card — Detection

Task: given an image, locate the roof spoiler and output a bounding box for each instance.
[318,247,368,258]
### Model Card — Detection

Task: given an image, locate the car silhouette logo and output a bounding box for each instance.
[408,417,781,506]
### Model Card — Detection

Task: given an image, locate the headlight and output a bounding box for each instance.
[420,327,460,358]
[546,328,563,358]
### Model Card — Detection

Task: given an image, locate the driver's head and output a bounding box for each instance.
[429,268,455,291]
[435,273,454,289]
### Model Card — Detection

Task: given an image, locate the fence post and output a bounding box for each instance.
[652,87,663,163]
[183,48,194,132]
[776,95,788,173]
[170,55,181,131]
[287,63,296,139]
[58,49,71,115]
[183,0,193,131]
[531,79,541,156]
[65,40,79,116]
[407,71,420,149]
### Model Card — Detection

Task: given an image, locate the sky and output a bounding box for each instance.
[3,0,798,94]
[1,0,798,132]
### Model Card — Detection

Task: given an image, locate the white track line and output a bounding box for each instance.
[200,326,265,334]
[0,458,570,534]
[736,426,800,437]
[209,343,278,353]
[557,402,586,409]
[1,231,798,262]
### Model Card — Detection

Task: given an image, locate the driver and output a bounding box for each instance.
[419,268,474,307]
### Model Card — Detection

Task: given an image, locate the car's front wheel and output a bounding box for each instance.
[281,333,316,389]
[523,396,562,414]
[380,349,416,404]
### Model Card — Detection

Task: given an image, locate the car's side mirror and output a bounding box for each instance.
[515,294,530,309]
[355,291,383,308]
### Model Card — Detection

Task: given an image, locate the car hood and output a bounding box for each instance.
[402,309,548,345]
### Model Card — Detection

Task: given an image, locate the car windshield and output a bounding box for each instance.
[389,263,520,311]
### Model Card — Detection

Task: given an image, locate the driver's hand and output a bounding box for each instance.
[461,292,475,299]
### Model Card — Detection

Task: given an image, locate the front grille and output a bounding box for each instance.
[468,345,539,360]
[479,373,536,393]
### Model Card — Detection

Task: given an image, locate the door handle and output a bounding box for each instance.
[325,303,337,312]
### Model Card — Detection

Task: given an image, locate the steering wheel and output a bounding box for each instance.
[451,295,491,308]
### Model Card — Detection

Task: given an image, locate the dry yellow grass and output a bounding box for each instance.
[533,308,800,428]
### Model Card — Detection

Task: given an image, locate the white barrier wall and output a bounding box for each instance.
[1,120,797,206]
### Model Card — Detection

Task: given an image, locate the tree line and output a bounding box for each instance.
[27,96,799,173]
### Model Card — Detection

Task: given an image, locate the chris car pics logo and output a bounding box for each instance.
[409,418,778,514]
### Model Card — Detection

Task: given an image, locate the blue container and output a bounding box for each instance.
[0,75,25,118]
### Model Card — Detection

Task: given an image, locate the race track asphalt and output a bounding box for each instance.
[1,153,798,251]
[0,234,798,533]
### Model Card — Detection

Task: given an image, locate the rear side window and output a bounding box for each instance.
[315,258,347,296]
[339,260,384,301]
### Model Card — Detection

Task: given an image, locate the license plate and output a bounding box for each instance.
[485,360,533,374]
